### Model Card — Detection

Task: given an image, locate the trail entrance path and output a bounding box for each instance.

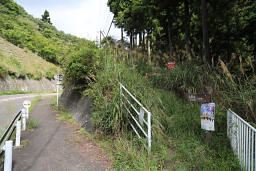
[12,97,111,171]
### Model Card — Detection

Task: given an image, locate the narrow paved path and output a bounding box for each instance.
[12,97,111,171]
[0,93,56,136]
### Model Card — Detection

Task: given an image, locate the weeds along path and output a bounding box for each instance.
[12,97,111,171]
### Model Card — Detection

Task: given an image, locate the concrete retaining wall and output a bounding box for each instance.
[0,76,57,92]
[60,87,94,132]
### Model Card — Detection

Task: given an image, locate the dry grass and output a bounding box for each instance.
[0,36,60,78]
[219,59,234,82]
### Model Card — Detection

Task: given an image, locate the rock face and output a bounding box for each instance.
[0,76,57,92]
[60,87,94,132]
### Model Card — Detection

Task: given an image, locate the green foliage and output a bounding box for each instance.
[64,47,99,90]
[0,90,32,96]
[33,71,42,80]
[38,43,58,63]
[0,65,8,79]
[41,10,52,25]
[0,0,93,68]
[101,36,116,47]
[45,69,54,80]
[0,0,25,15]
[27,119,39,129]
[108,0,256,74]
[85,51,241,170]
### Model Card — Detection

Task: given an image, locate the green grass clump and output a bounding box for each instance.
[27,119,39,130]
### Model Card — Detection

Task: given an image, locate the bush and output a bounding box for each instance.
[64,47,99,90]
[2,29,25,47]
[45,69,54,80]
[39,44,58,64]
[33,71,42,80]
[0,65,8,79]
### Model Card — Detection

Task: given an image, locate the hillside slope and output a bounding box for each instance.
[0,0,94,81]
[0,36,59,80]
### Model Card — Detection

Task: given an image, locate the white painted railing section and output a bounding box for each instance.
[0,105,30,171]
[227,109,256,171]
[120,83,151,151]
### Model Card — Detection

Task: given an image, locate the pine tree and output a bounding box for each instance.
[41,10,52,25]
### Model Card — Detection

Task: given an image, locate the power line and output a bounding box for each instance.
[106,16,114,37]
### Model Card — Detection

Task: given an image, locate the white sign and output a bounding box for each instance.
[23,100,31,108]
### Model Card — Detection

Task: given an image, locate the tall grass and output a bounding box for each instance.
[126,51,256,124]
[86,48,241,170]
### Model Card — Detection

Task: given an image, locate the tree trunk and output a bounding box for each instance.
[168,16,173,60]
[130,32,133,50]
[201,0,210,65]
[121,27,124,48]
[185,0,192,60]
[147,32,151,64]
[143,30,145,51]
[133,31,136,48]
[139,32,142,47]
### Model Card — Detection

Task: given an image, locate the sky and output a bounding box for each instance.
[14,0,121,41]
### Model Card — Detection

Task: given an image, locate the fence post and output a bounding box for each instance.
[148,112,151,151]
[15,120,21,147]
[3,140,13,171]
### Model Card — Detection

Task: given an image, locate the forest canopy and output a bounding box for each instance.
[108,0,256,70]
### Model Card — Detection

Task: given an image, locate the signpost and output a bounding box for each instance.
[200,103,215,144]
[56,74,62,109]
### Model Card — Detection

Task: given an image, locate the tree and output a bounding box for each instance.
[201,0,210,65]
[41,10,52,25]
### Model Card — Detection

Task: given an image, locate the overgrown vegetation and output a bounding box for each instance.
[106,0,256,124]
[63,43,100,90]
[79,49,240,170]
[0,0,95,80]
[1,0,250,169]
[0,0,85,65]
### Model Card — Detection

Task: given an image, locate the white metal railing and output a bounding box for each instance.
[120,83,151,151]
[0,107,28,171]
[227,109,256,171]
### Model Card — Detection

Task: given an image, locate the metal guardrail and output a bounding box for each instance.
[0,110,21,153]
[0,108,27,171]
[120,83,151,151]
[227,109,256,171]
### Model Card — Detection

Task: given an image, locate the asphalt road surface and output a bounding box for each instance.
[0,93,56,137]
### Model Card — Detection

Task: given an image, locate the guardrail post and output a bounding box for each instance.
[26,107,29,119]
[22,113,26,131]
[15,120,21,147]
[3,140,13,171]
